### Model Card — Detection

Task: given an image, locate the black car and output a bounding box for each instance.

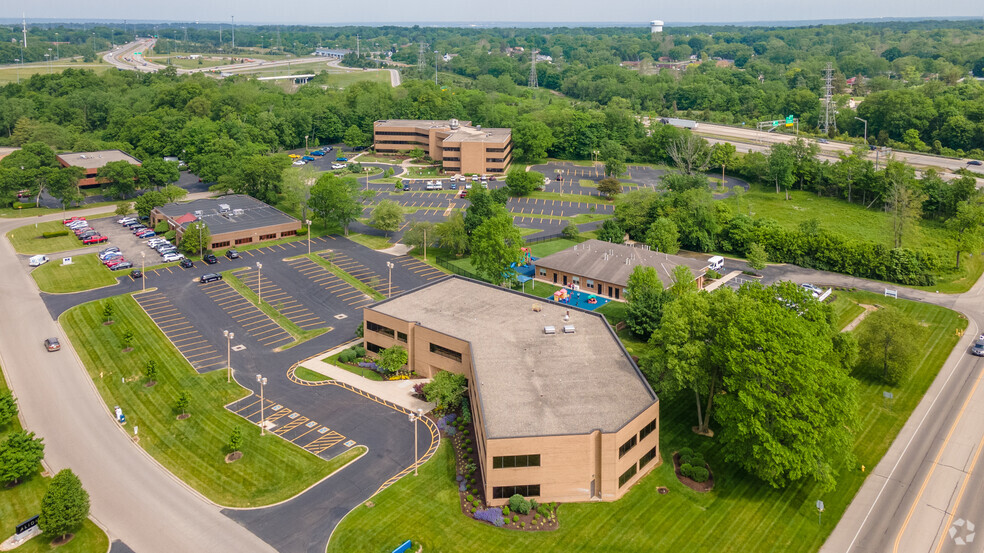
[225,249,240,260]
[199,273,223,283]
[130,269,143,279]
[111,261,133,271]
[179,258,194,269]
[203,254,218,264]
[968,160,983,166]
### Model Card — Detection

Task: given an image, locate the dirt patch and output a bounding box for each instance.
[673,452,715,493]
[103,321,114,326]
[225,451,243,463]
[50,533,76,546]
[176,413,190,420]
[842,303,878,332]
[144,381,157,388]
[121,347,133,353]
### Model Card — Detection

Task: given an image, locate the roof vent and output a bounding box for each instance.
[218,203,231,213]
[543,326,556,335]
[563,325,575,334]
[232,209,244,216]
[450,118,459,129]
[194,210,203,216]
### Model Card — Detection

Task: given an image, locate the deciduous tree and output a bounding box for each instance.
[504,168,542,196]
[308,174,364,235]
[947,197,984,269]
[625,266,669,338]
[180,221,210,256]
[376,346,409,373]
[646,217,680,254]
[436,212,469,256]
[597,177,622,200]
[855,306,921,385]
[402,220,435,254]
[0,390,17,427]
[369,200,404,237]
[423,371,467,411]
[469,213,524,284]
[0,431,45,485]
[39,469,90,543]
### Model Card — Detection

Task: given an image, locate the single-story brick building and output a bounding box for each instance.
[56,150,141,187]
[150,194,300,251]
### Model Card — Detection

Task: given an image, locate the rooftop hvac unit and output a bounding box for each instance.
[218,203,231,212]
[563,325,576,334]
[449,118,459,129]
[194,210,203,216]
[232,209,244,216]
[543,326,556,335]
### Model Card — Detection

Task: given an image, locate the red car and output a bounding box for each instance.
[82,235,108,245]
[63,216,85,225]
[105,258,127,268]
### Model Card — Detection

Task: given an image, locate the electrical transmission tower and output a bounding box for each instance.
[528,49,538,88]
[417,42,426,74]
[356,34,360,57]
[819,62,837,135]
[434,50,440,85]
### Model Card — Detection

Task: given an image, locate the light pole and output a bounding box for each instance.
[408,408,423,476]
[140,252,145,291]
[365,166,370,191]
[854,117,868,144]
[55,33,59,60]
[256,374,267,435]
[223,330,234,382]
[306,219,312,255]
[256,262,263,304]
[14,59,19,84]
[45,51,51,74]
[386,261,394,297]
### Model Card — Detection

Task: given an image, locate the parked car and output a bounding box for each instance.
[78,231,99,240]
[459,190,467,198]
[29,255,49,267]
[426,181,441,190]
[117,217,136,224]
[105,258,127,268]
[800,283,823,298]
[335,157,348,162]
[44,337,60,352]
[68,221,89,230]
[130,226,148,234]
[302,155,316,162]
[969,160,983,166]
[147,238,169,247]
[136,230,156,238]
[63,216,85,225]
[161,253,185,263]
[225,249,240,260]
[100,252,123,262]
[111,261,133,271]
[199,273,223,283]
[179,258,194,269]
[100,246,120,255]
[82,235,108,245]
[123,220,143,228]
[311,150,326,156]
[202,254,218,264]
[972,336,984,357]
[818,138,829,144]
[292,160,306,167]
[330,163,345,170]
[130,269,143,279]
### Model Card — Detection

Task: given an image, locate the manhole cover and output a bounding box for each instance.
[344,440,356,447]
[231,345,246,352]
[334,313,348,320]
[657,487,668,495]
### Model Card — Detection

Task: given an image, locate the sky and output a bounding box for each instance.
[17,0,982,25]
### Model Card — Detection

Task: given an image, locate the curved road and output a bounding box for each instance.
[0,207,276,553]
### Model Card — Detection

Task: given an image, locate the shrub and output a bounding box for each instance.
[561,223,580,240]
[530,499,539,512]
[296,227,308,236]
[154,221,169,233]
[474,507,505,527]
[354,346,365,357]
[467,447,473,453]
[465,438,471,445]
[536,503,551,518]
[512,515,519,523]
[412,382,426,396]
[42,230,70,238]
[689,465,710,483]
[164,230,176,240]
[472,499,481,508]
[463,429,469,435]
[680,463,693,478]
[469,477,475,484]
[471,507,476,514]
[458,480,466,492]
[678,448,704,467]
[705,269,722,279]
[466,494,474,503]
[502,506,509,516]
[520,522,525,528]
[339,351,355,363]
[509,494,531,515]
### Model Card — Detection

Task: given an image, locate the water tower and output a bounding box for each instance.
[650,20,664,34]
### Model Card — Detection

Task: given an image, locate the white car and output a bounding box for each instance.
[117,217,136,224]
[161,253,185,263]
[544,178,551,185]
[292,160,306,166]
[331,163,345,170]
[147,239,170,248]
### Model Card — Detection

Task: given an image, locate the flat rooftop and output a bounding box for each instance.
[375,119,473,129]
[443,126,511,144]
[156,194,299,235]
[535,239,709,288]
[57,150,141,169]
[370,277,656,439]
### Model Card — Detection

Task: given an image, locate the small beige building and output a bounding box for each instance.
[363,276,660,506]
[373,119,512,175]
[56,150,141,187]
[150,195,300,251]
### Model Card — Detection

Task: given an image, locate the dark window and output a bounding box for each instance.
[211,241,231,248]
[492,484,541,499]
[619,435,637,458]
[618,465,638,488]
[492,454,541,469]
[366,321,395,339]
[397,331,408,343]
[444,157,460,162]
[280,230,297,237]
[366,341,383,353]
[638,447,657,470]
[429,343,462,362]
[639,419,657,442]
[234,237,253,245]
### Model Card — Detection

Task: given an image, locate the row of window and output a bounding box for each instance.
[492,454,540,469]
[376,140,422,145]
[258,233,277,241]
[619,417,658,458]
[375,131,431,138]
[281,230,297,237]
[366,341,383,353]
[443,147,460,152]
[444,157,460,162]
[429,343,462,362]
[211,240,231,248]
[492,484,540,499]
[640,419,657,442]
[234,237,253,245]
[367,321,395,339]
[618,435,637,459]
[620,446,658,488]
[486,158,508,163]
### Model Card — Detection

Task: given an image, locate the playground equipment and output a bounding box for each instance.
[519,247,533,266]
[553,289,569,302]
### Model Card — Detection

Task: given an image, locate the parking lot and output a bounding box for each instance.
[227,394,351,458]
[198,278,295,349]
[133,290,227,373]
[234,266,330,330]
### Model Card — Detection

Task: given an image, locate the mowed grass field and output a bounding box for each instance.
[0,61,112,84]
[61,295,341,507]
[326,292,965,552]
[31,253,119,293]
[0,369,109,553]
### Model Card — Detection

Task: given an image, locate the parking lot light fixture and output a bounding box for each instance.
[140,252,146,291]
[306,220,312,255]
[256,262,263,304]
[386,261,394,298]
[408,408,423,476]
[223,330,234,383]
[256,374,267,435]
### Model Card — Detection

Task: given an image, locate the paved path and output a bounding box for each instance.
[0,205,277,553]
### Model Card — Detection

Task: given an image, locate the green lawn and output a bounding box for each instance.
[0,368,109,553]
[293,367,332,382]
[345,232,394,251]
[222,270,330,350]
[829,293,867,330]
[0,61,112,84]
[61,295,343,507]
[31,253,119,293]
[7,214,114,254]
[322,353,384,381]
[327,292,965,552]
[313,70,392,88]
[0,201,118,219]
[527,191,611,205]
[405,166,442,178]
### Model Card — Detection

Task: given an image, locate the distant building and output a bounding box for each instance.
[533,240,709,300]
[0,147,20,162]
[150,194,300,251]
[650,20,664,33]
[56,150,141,188]
[373,119,512,175]
[363,276,660,506]
[314,48,352,58]
[658,117,699,130]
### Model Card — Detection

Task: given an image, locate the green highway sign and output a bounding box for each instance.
[772,120,779,125]
[786,115,795,124]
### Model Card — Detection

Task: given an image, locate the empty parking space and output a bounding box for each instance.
[284,257,375,309]
[233,267,330,330]
[318,251,398,296]
[133,291,226,373]
[228,395,350,458]
[198,280,293,349]
[392,255,447,282]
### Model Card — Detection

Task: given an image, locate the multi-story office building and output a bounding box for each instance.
[373,119,512,175]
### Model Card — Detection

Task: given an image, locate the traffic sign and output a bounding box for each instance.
[785,115,795,127]
[772,120,779,126]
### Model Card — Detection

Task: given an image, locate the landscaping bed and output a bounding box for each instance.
[323,345,420,381]
[672,449,714,493]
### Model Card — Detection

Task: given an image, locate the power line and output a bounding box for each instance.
[529,48,538,88]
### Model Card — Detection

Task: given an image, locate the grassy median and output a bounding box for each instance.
[61,294,345,507]
[7,214,114,255]
[222,269,330,350]
[0,368,109,553]
[31,253,119,293]
[327,292,966,552]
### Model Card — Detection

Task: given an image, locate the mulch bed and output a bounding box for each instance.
[672,452,715,492]
[50,534,75,546]
[225,451,243,463]
[176,413,190,420]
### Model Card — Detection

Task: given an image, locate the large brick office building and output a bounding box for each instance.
[150,195,301,251]
[363,276,660,506]
[56,150,141,187]
[372,119,512,175]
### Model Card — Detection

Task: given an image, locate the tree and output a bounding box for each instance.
[121,330,135,350]
[436,212,469,256]
[39,469,90,543]
[625,266,668,338]
[133,190,166,218]
[97,160,139,199]
[180,221,211,256]
[469,213,524,284]
[463,186,508,236]
[174,391,190,417]
[855,306,921,386]
[596,218,625,244]
[140,158,180,190]
[666,133,711,176]
[512,119,554,162]
[376,346,409,373]
[343,125,368,149]
[767,143,795,196]
[160,184,188,203]
[228,427,244,453]
[710,142,738,179]
[230,155,292,203]
[47,167,85,208]
[102,303,115,324]
[746,242,767,270]
[597,177,622,200]
[947,198,984,269]
[504,168,542,197]
[599,139,628,177]
[423,370,467,411]
[144,360,158,385]
[402,220,435,254]
[280,165,316,220]
[0,431,45,485]
[669,265,698,297]
[114,202,130,217]
[369,200,404,237]
[646,217,680,254]
[561,223,580,240]
[0,390,17,427]
[308,174,364,235]
[883,165,921,249]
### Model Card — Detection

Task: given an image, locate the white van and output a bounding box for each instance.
[29,255,49,267]
[708,256,724,272]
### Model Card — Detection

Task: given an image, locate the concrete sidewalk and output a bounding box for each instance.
[296,355,434,413]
